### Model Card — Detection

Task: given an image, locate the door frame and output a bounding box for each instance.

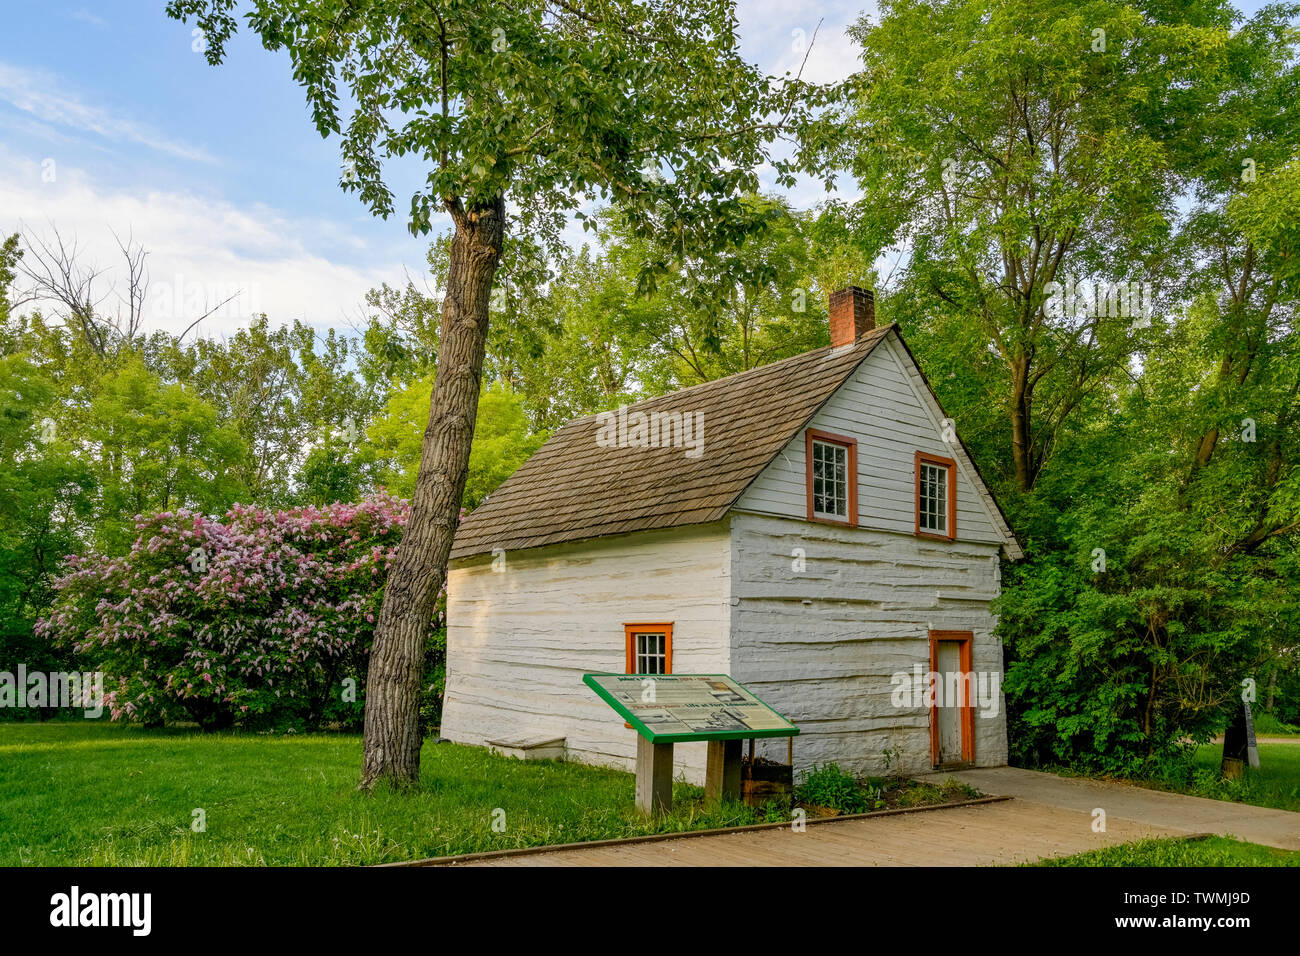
[928,629,975,767]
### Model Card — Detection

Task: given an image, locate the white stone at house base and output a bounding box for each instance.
[486,735,567,761]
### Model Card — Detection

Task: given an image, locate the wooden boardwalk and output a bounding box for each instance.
[446,799,1178,867]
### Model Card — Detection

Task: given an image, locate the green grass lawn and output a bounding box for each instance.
[1153,742,1300,813]
[1034,835,1300,867]
[9,722,1296,867]
[1196,742,1300,810]
[1049,741,1300,813]
[1253,712,1299,736]
[0,721,785,866]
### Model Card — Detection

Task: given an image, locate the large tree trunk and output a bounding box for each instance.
[1010,354,1035,492]
[360,195,505,790]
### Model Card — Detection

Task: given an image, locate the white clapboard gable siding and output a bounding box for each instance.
[736,330,1017,553]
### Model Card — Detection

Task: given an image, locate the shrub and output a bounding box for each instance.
[795,763,872,813]
[1153,759,1254,804]
[37,495,444,732]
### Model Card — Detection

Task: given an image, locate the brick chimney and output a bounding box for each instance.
[829,286,875,347]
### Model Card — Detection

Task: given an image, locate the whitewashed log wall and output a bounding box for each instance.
[728,511,1007,776]
[440,522,733,783]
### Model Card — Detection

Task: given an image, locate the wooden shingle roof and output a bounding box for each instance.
[449,325,895,560]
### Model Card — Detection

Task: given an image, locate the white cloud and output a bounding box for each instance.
[737,0,869,84]
[0,148,416,337]
[774,22,864,86]
[68,9,109,29]
[0,62,215,164]
[0,8,874,346]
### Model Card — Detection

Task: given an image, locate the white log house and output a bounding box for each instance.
[441,287,1021,784]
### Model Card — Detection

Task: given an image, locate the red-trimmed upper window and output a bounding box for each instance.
[805,429,858,526]
[915,451,956,540]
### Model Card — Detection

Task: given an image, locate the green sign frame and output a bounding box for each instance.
[582,672,799,743]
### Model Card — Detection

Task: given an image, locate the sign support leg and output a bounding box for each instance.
[635,736,674,815]
[704,738,742,804]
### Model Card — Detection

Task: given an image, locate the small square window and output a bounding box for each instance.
[633,632,667,674]
[624,624,673,675]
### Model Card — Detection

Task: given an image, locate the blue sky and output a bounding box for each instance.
[0,0,1271,338]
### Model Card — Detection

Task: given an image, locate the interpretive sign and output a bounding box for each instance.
[583,672,798,815]
[582,673,798,743]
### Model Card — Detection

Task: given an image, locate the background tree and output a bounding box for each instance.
[839,1,1300,772]
[477,198,852,428]
[0,237,95,698]
[490,235,666,428]
[167,0,821,788]
[13,229,151,361]
[176,317,372,504]
[80,357,248,552]
[296,436,374,507]
[629,196,834,388]
[365,377,541,507]
[1171,6,1299,476]
[817,0,1233,491]
[0,352,94,698]
[356,246,447,394]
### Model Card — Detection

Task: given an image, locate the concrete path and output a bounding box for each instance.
[440,766,1298,866]
[932,766,1300,851]
[447,799,1179,867]
[1211,736,1300,745]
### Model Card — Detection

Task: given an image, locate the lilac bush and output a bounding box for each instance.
[36,495,437,731]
